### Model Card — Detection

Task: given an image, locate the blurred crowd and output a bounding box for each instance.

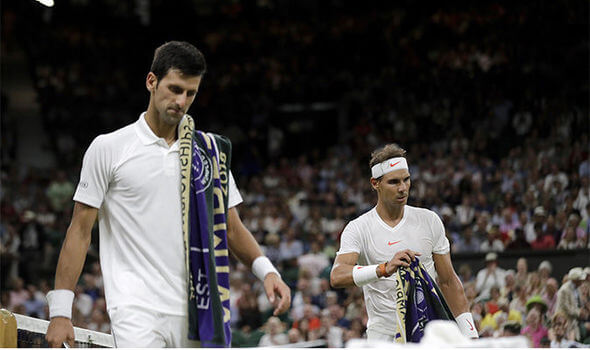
[1,0,589,347]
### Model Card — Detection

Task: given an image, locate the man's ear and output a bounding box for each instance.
[146,72,157,92]
[370,177,379,190]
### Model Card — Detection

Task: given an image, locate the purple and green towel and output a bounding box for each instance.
[179,116,232,347]
[394,258,455,343]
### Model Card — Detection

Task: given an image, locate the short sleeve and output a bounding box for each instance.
[73,136,112,209]
[336,221,361,255]
[227,171,243,209]
[430,211,450,254]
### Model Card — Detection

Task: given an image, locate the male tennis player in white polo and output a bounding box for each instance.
[45,41,290,347]
[330,143,478,342]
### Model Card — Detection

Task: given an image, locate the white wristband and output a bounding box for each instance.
[455,312,479,338]
[46,289,75,319]
[252,256,280,281]
[352,265,380,286]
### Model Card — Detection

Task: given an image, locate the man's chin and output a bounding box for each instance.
[163,113,183,125]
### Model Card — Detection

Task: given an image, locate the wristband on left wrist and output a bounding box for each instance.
[252,256,280,281]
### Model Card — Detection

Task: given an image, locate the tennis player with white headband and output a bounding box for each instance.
[330,143,478,342]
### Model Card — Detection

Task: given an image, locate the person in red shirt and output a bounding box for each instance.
[530,222,556,250]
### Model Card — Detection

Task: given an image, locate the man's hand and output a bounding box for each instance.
[46,317,74,348]
[263,273,291,316]
[384,249,421,276]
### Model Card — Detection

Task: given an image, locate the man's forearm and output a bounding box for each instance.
[54,227,92,290]
[226,207,264,268]
[439,277,470,316]
[330,264,356,288]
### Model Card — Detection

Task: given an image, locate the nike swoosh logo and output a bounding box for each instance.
[388,240,401,246]
[467,320,474,331]
[389,161,401,167]
[356,266,363,269]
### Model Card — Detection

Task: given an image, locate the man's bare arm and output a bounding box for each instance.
[226,207,264,266]
[433,252,478,338]
[226,207,291,315]
[330,252,360,288]
[54,202,97,290]
[432,253,469,316]
[46,202,97,348]
[331,249,420,288]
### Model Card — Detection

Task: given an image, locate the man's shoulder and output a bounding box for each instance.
[92,123,137,148]
[406,205,434,214]
[348,207,376,224]
[406,205,438,220]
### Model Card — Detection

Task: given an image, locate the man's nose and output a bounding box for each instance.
[398,181,407,192]
[176,93,188,108]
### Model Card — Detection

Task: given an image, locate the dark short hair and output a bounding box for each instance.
[369,143,407,169]
[150,41,206,81]
[503,322,521,335]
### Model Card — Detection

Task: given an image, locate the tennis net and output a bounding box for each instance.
[14,313,114,348]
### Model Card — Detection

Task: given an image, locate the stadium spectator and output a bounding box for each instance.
[475,252,506,300]
[542,278,559,318]
[291,303,322,338]
[279,226,305,263]
[506,228,531,250]
[526,272,544,298]
[0,223,20,287]
[531,222,557,250]
[45,171,75,214]
[515,257,529,286]
[510,283,529,318]
[558,214,587,249]
[317,310,345,347]
[480,225,505,252]
[258,316,289,346]
[458,264,474,284]
[237,283,263,330]
[557,225,585,250]
[500,270,516,303]
[453,225,481,253]
[556,267,588,341]
[544,165,569,194]
[19,210,46,284]
[22,284,46,319]
[502,321,521,337]
[548,311,580,348]
[261,233,281,266]
[521,308,548,348]
[7,277,30,311]
[298,240,330,279]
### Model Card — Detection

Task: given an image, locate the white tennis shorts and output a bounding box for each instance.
[366,328,395,342]
[108,305,201,347]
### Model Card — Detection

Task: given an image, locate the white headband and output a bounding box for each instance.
[371,157,408,179]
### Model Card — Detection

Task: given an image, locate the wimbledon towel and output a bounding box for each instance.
[394,258,455,343]
[179,115,232,347]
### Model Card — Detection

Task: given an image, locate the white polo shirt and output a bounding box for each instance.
[337,205,450,334]
[73,113,242,316]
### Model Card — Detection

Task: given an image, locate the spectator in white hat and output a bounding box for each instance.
[475,252,506,300]
[556,267,588,341]
[537,260,552,288]
[524,206,546,243]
